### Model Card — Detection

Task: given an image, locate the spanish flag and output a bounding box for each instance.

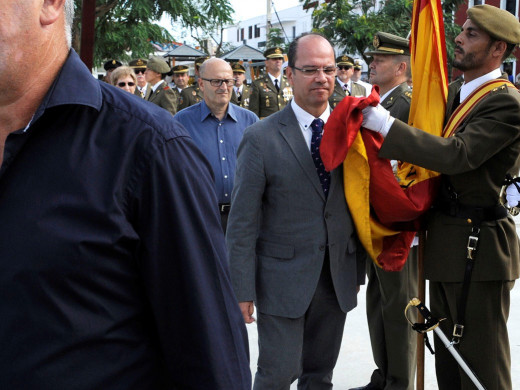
[321,0,448,271]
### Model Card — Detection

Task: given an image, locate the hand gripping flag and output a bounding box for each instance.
[321,0,448,271]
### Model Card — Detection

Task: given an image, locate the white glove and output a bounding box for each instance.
[506,182,520,208]
[361,104,394,137]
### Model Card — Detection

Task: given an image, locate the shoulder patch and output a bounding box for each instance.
[163,85,170,90]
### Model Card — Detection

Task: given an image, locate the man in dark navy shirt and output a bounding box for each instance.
[0,1,250,389]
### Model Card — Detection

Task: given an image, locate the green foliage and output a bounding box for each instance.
[73,0,234,66]
[266,28,289,52]
[302,0,465,77]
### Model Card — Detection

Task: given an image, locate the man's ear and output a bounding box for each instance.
[40,0,66,26]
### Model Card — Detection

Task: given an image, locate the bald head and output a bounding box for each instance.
[199,58,232,78]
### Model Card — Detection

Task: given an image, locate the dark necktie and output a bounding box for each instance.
[274,79,280,92]
[342,84,350,95]
[451,89,461,114]
[310,118,330,196]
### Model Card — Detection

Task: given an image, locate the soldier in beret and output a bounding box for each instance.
[144,56,177,115]
[329,54,367,109]
[129,58,150,99]
[103,59,122,84]
[362,5,520,389]
[350,32,416,390]
[230,62,252,108]
[178,56,209,110]
[248,47,292,119]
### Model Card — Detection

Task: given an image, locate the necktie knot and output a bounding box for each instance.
[311,118,324,134]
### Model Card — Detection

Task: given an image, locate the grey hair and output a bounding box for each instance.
[64,0,74,48]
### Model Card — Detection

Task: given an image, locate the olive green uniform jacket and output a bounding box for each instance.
[148,81,177,116]
[248,75,292,119]
[134,84,151,100]
[329,80,367,109]
[230,84,252,109]
[381,82,412,122]
[178,84,203,111]
[380,77,520,389]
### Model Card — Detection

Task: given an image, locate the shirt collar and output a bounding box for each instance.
[268,73,281,86]
[200,100,238,123]
[151,80,164,92]
[460,68,502,102]
[291,99,331,129]
[30,49,102,127]
[337,77,348,89]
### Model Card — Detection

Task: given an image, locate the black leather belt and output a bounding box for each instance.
[436,201,507,223]
[219,203,231,214]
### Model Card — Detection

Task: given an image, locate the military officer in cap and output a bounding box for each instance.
[171,65,190,105]
[178,56,208,110]
[144,56,177,115]
[129,58,150,99]
[350,32,416,390]
[103,59,122,83]
[362,5,520,389]
[329,55,367,109]
[351,58,372,94]
[248,47,292,119]
[230,63,252,108]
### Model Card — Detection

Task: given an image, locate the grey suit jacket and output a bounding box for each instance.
[226,104,366,319]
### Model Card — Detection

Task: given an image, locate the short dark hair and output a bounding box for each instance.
[287,32,335,68]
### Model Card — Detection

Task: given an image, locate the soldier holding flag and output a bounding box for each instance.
[362,5,520,389]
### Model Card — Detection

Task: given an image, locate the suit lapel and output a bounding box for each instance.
[278,106,326,200]
[149,81,164,102]
[335,81,346,98]
[265,77,278,94]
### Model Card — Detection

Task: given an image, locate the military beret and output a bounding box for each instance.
[336,55,354,66]
[195,56,210,67]
[365,32,410,56]
[353,59,363,70]
[128,58,147,70]
[264,47,284,59]
[231,62,246,73]
[147,56,171,74]
[467,5,520,45]
[103,59,122,71]
[173,65,189,74]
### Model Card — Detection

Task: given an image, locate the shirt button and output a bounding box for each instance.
[319,245,326,251]
[220,140,224,143]
[222,157,226,161]
[219,123,222,126]
[224,175,228,179]
[225,193,228,197]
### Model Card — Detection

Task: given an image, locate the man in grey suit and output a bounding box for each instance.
[226,33,366,390]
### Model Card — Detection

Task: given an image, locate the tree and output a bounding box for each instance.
[302,0,464,76]
[73,0,234,65]
[266,27,290,52]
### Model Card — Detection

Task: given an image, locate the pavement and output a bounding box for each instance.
[245,221,520,389]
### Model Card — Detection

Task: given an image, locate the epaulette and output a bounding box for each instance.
[404,90,412,99]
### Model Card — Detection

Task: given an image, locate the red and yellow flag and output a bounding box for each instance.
[321,0,448,271]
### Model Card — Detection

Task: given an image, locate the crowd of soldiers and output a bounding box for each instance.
[101,45,377,120]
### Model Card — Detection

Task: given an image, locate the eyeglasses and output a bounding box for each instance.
[134,69,145,74]
[201,78,235,87]
[338,65,353,71]
[292,66,337,77]
[118,81,135,87]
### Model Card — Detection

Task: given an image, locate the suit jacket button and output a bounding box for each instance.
[319,245,326,251]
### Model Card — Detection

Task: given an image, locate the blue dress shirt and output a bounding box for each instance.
[175,101,259,203]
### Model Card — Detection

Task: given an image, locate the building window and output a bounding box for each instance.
[240,28,244,41]
[248,26,253,39]
[506,0,516,15]
[292,26,296,39]
[237,29,239,42]
[254,24,261,38]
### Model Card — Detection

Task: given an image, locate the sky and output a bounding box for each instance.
[230,0,301,22]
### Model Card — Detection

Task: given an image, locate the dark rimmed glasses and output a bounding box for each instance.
[201,78,235,87]
[292,66,337,77]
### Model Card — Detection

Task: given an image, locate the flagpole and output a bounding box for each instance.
[416,231,426,390]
